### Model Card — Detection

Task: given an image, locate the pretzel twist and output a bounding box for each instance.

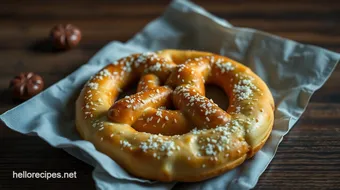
[76,50,275,182]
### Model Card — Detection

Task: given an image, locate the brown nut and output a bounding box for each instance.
[50,24,82,49]
[9,72,44,100]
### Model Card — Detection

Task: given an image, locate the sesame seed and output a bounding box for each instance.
[87,82,98,90]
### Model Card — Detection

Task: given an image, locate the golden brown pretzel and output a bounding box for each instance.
[75,50,275,182]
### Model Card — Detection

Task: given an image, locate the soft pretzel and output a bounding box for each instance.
[75,50,275,182]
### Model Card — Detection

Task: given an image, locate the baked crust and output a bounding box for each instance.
[75,50,275,182]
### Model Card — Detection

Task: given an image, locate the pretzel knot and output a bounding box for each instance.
[76,50,275,182]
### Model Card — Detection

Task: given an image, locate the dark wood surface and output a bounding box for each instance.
[1,0,339,189]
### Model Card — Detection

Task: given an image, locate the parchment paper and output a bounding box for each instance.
[1,0,339,189]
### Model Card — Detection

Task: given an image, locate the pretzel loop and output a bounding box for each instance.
[76,50,275,182]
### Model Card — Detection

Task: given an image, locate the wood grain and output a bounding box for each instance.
[0,0,339,189]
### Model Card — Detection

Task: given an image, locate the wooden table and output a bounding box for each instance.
[1,0,339,189]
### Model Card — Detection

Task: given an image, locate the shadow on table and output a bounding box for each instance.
[28,38,64,53]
